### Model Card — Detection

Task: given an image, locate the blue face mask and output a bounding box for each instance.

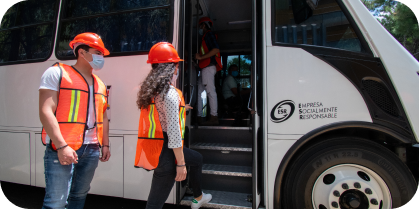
[83,51,105,71]
[231,71,239,77]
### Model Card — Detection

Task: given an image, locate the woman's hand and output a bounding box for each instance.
[175,166,187,181]
[185,104,193,110]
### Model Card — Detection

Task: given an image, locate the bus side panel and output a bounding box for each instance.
[267,140,295,209]
[123,134,154,201]
[345,0,419,141]
[0,61,60,128]
[266,46,372,135]
[89,136,124,197]
[0,132,31,185]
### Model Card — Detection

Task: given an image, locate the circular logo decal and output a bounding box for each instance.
[270,100,295,123]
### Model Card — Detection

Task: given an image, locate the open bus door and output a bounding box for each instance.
[251,0,262,207]
[176,0,199,204]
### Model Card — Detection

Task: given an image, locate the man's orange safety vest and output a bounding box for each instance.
[199,30,222,71]
[41,63,108,151]
[134,87,186,171]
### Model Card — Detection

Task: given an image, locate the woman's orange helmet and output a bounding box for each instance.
[147,42,183,64]
[69,32,110,56]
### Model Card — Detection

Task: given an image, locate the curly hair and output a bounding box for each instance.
[137,62,177,109]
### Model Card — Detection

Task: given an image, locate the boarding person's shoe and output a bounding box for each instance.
[191,193,212,209]
[201,115,219,126]
[198,117,205,125]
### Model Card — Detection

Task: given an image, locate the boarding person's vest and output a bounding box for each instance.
[41,63,108,151]
[199,30,222,71]
[134,87,186,171]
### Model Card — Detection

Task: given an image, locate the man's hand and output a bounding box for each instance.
[175,166,187,181]
[185,104,193,110]
[100,146,111,162]
[195,53,202,61]
[58,146,78,165]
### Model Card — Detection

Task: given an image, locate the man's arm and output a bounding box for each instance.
[39,89,78,164]
[100,111,111,162]
[196,48,220,60]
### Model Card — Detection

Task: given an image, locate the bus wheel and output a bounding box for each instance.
[282,137,417,209]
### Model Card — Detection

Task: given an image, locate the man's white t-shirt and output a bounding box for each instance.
[222,75,238,99]
[39,66,98,144]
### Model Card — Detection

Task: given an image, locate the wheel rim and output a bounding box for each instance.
[312,164,392,209]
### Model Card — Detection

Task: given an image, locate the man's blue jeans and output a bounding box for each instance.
[42,144,100,209]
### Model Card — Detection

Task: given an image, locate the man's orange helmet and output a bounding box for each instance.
[69,32,110,56]
[199,17,213,26]
[147,42,183,64]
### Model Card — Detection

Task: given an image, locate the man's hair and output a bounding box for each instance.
[228,64,238,71]
[74,45,92,59]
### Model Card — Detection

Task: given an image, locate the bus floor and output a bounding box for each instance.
[1,181,189,209]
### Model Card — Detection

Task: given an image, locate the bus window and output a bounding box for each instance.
[64,0,169,18]
[0,0,58,65]
[56,0,171,58]
[273,0,367,53]
[226,55,251,88]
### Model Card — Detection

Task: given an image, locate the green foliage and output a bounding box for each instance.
[362,0,419,59]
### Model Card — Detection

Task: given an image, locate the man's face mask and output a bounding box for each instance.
[231,71,239,77]
[83,50,105,71]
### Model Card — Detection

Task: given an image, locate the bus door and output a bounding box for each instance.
[176,0,200,204]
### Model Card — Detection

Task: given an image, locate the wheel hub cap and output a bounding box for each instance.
[312,164,392,209]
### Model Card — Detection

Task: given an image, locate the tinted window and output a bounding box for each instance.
[225,54,251,88]
[64,0,169,18]
[0,0,58,64]
[273,0,366,53]
[57,0,170,58]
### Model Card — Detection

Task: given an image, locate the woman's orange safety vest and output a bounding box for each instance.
[41,63,108,151]
[199,30,222,72]
[134,87,186,171]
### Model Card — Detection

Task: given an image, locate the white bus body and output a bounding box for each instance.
[0,0,418,208]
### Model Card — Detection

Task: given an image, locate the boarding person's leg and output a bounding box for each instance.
[202,66,217,117]
[197,74,205,118]
[67,144,100,209]
[146,133,176,209]
[184,147,203,198]
[42,146,73,209]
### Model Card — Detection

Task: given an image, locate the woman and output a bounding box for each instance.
[135,42,212,209]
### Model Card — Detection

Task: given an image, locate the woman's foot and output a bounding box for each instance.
[191,193,212,209]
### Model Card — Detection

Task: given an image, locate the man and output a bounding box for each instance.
[195,17,223,126]
[39,32,111,209]
[222,64,250,118]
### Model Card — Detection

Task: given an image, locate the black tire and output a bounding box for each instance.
[282,137,417,209]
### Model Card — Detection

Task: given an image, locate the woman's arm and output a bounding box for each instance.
[173,147,187,181]
[164,88,187,181]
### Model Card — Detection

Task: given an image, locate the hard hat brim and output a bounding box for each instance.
[147,58,184,64]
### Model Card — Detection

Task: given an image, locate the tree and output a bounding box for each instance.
[362,0,419,59]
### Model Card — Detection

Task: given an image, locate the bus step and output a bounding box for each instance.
[202,164,252,177]
[190,142,252,152]
[180,190,252,209]
[191,127,252,144]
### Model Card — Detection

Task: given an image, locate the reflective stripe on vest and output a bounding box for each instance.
[41,62,108,151]
[199,30,222,71]
[135,87,185,170]
[148,104,157,139]
[68,90,81,122]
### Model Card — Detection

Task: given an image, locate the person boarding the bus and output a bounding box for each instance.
[39,32,111,209]
[195,17,223,126]
[135,42,212,209]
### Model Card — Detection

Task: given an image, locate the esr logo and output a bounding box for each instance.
[270,100,295,123]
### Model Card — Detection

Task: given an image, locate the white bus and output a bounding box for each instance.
[0,0,418,208]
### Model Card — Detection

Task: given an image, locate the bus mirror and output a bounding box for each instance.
[291,0,314,24]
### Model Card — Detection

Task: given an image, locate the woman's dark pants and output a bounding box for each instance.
[145,132,203,209]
